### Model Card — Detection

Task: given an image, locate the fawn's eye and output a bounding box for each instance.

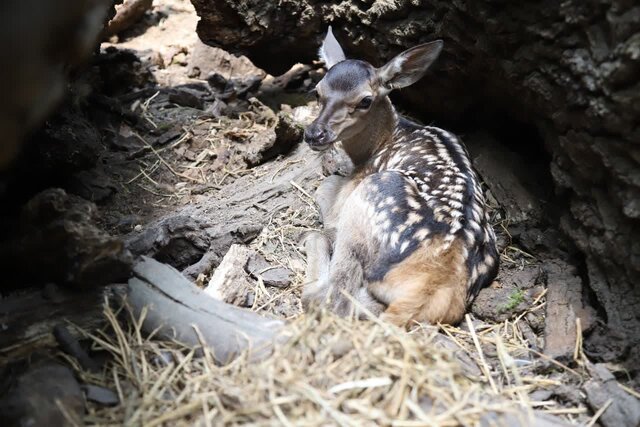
[356,96,373,110]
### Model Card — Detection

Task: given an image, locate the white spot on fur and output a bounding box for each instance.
[485,253,495,265]
[390,231,400,247]
[407,212,423,225]
[407,197,421,210]
[414,228,430,240]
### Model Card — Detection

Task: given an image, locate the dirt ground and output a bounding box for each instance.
[6,0,638,425]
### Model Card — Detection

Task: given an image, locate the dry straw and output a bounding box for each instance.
[66,297,588,426]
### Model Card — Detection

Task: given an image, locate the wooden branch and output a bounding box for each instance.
[127,256,285,364]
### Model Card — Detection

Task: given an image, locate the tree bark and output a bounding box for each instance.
[190,0,640,369]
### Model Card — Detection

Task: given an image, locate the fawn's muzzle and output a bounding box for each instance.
[304,123,335,151]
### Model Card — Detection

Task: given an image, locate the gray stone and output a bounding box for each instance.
[246,252,293,288]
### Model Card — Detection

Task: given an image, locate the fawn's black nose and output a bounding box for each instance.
[304,123,334,150]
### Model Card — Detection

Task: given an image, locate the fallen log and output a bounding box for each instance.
[127,142,322,278]
[127,256,285,364]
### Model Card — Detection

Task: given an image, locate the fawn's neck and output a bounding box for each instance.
[341,97,397,166]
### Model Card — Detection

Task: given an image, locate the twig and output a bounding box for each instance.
[133,132,203,183]
[585,399,612,427]
[618,383,640,399]
[465,314,498,394]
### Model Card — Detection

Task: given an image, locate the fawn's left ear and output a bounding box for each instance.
[319,26,346,69]
[377,40,443,94]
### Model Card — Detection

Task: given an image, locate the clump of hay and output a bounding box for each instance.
[64,299,587,426]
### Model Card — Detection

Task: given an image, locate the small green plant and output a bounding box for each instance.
[498,289,525,313]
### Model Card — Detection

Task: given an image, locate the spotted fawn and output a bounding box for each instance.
[301,27,499,326]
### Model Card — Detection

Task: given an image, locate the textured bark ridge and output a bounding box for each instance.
[191,0,640,361]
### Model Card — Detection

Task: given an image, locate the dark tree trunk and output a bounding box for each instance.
[191,0,640,367]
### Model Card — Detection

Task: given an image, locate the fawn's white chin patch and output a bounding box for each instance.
[307,141,334,152]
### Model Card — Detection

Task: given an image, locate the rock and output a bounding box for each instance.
[187,39,265,81]
[82,384,119,406]
[103,0,153,38]
[245,111,303,167]
[0,362,84,427]
[154,124,184,146]
[208,74,263,101]
[246,252,293,288]
[0,188,132,290]
[204,244,254,307]
[583,363,640,427]
[168,88,205,110]
[207,73,228,92]
[472,266,543,322]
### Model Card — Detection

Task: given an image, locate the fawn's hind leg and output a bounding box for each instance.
[368,238,468,327]
[301,225,385,317]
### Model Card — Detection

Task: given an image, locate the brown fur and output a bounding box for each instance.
[368,238,468,327]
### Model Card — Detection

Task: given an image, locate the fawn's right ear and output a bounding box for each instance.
[377,40,443,94]
[319,26,346,69]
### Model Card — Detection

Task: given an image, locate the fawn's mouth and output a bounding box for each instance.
[306,140,334,152]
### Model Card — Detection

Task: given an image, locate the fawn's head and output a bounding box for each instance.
[304,27,443,153]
